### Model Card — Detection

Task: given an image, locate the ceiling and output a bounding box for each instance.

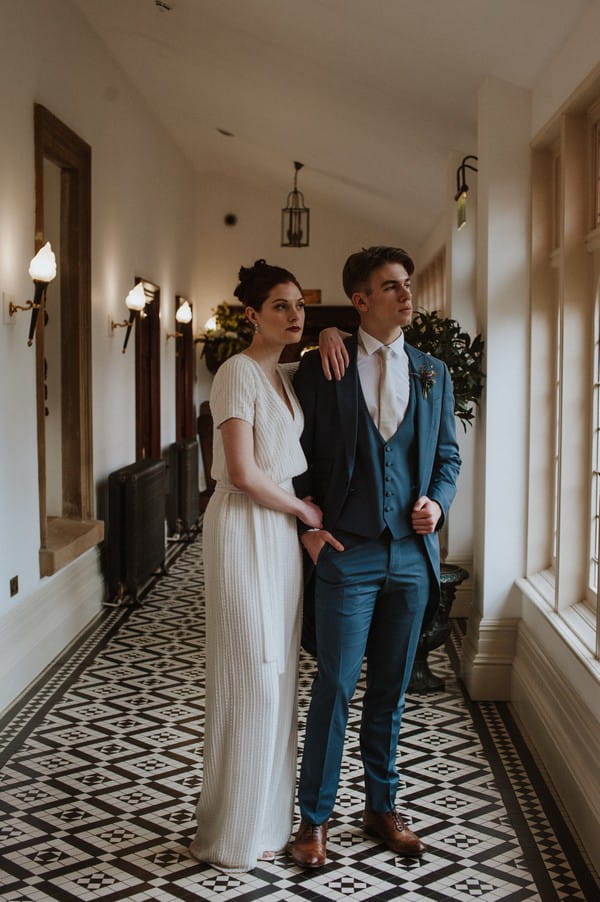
[72,0,591,247]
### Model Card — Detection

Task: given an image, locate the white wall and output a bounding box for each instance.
[0,0,197,711]
[461,77,531,701]
[417,155,479,615]
[531,1,600,138]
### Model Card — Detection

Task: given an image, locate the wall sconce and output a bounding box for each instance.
[110,283,147,353]
[167,298,192,340]
[9,242,57,345]
[281,161,310,247]
[455,155,478,230]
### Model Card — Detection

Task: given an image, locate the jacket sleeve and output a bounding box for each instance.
[428,361,462,527]
[293,351,321,525]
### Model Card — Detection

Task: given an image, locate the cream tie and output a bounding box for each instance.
[377,345,397,441]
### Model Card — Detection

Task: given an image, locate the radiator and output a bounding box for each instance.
[167,439,200,536]
[107,459,166,602]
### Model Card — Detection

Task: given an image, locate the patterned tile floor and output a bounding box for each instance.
[1,534,598,901]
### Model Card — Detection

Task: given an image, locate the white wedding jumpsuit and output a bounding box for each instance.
[190,353,306,872]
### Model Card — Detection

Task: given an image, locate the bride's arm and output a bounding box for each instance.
[219,417,322,528]
[318,327,351,380]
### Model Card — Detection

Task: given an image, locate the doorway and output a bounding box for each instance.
[33,104,103,576]
[134,279,161,460]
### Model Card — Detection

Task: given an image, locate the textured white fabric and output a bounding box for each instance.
[190,354,306,872]
[357,327,410,428]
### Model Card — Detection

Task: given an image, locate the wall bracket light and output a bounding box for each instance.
[455,155,478,230]
[167,298,192,340]
[110,283,147,353]
[281,161,310,247]
[8,242,57,345]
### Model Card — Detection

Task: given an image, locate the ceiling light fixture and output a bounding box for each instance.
[281,161,310,248]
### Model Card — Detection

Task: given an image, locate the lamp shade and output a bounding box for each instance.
[456,191,468,230]
[125,283,147,311]
[28,242,56,282]
[175,300,192,324]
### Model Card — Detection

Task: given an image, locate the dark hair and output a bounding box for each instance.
[342,246,414,299]
[233,259,302,310]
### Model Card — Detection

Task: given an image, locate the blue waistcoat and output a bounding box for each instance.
[335,382,418,540]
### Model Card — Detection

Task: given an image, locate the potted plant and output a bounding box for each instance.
[403,308,485,692]
[195,302,253,374]
[403,308,485,430]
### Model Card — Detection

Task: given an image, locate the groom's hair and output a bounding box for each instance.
[342,246,414,299]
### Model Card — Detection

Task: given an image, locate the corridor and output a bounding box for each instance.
[0,535,597,902]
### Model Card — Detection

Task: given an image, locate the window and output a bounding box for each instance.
[416,247,446,315]
[529,105,600,657]
[589,305,600,594]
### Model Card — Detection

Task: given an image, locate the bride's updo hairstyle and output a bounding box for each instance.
[233,259,302,311]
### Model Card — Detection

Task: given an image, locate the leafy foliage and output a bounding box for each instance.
[403,309,485,430]
[195,302,252,373]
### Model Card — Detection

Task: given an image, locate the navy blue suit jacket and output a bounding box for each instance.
[293,333,461,641]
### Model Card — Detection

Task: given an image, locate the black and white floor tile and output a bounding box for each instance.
[1,534,598,901]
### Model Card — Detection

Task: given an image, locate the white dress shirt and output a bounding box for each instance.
[357,327,410,432]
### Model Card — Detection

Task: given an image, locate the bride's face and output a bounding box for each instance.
[247,282,305,346]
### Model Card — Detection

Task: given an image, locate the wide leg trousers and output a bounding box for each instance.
[298,532,432,825]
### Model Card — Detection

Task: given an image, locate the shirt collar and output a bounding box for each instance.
[358,326,405,357]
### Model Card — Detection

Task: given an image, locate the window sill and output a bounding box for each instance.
[517,574,599,672]
[39,517,104,577]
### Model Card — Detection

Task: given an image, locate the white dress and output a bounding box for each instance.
[190,354,306,872]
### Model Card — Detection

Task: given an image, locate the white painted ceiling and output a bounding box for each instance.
[72,0,591,246]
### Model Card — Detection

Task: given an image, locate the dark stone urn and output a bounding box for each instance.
[408,563,468,693]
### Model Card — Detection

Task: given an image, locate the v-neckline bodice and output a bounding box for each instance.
[241,354,297,421]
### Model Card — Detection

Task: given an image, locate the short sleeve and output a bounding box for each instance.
[209,355,256,428]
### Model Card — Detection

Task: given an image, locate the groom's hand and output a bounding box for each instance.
[411,496,442,534]
[301,529,345,565]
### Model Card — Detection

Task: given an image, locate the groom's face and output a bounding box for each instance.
[359,262,413,333]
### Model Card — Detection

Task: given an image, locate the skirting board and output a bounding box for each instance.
[461,613,519,700]
[0,547,104,713]
[511,624,600,867]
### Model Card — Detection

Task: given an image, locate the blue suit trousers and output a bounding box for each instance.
[298,531,431,825]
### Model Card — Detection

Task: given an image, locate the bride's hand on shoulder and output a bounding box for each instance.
[319,328,350,381]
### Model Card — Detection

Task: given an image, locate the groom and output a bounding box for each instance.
[290,246,461,867]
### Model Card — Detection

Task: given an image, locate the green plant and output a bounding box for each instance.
[403,309,485,430]
[195,302,252,374]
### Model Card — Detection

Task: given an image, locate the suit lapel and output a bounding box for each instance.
[335,334,359,475]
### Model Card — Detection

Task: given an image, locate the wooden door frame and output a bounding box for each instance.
[175,296,195,440]
[33,105,102,575]
[134,278,161,460]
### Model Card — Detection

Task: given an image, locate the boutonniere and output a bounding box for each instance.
[412,364,436,399]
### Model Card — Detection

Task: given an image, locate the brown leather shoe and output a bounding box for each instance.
[363,809,426,857]
[289,819,328,868]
